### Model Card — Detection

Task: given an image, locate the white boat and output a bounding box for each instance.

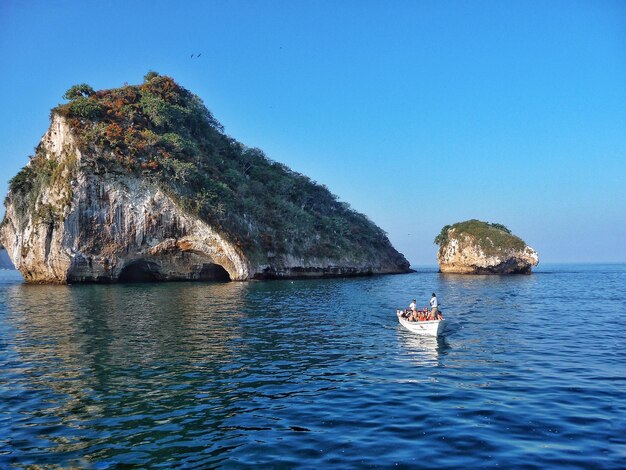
[396,310,446,336]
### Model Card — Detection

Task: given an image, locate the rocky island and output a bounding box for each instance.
[1,73,410,283]
[434,220,539,274]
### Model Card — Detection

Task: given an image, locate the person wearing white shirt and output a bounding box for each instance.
[429,293,439,319]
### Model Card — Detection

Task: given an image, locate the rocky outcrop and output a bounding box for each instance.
[1,79,410,283]
[435,220,539,274]
[1,120,248,282]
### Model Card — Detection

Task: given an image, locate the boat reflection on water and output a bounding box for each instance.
[397,329,450,367]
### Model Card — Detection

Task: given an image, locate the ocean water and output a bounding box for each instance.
[0,264,625,468]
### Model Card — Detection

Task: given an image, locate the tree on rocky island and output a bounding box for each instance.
[62,83,95,100]
[143,70,160,82]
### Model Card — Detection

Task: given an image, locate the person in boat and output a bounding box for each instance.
[429,293,439,320]
[404,299,416,320]
[418,309,427,322]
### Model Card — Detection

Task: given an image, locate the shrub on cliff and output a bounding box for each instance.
[7,146,63,228]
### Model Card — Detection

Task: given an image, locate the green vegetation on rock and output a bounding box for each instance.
[44,73,395,263]
[434,219,526,255]
[7,140,77,229]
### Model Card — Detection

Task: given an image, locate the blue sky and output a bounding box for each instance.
[1,0,625,264]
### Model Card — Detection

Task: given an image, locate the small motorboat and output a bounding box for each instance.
[396,310,446,336]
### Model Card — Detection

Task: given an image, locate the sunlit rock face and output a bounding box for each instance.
[1,105,409,283]
[0,116,249,283]
[436,222,539,274]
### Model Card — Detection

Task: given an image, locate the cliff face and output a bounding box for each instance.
[435,220,539,274]
[1,117,248,282]
[1,77,409,283]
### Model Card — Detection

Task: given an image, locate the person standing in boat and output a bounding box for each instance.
[429,293,439,319]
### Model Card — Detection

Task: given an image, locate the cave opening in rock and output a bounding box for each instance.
[118,260,163,283]
[199,263,231,282]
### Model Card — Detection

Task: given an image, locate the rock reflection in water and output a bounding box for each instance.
[3,281,250,467]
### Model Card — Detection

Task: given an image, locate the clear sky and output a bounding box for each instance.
[1,0,625,264]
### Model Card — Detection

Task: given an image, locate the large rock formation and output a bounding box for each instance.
[1,75,410,283]
[435,220,538,274]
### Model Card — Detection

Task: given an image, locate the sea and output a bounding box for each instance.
[0,263,624,469]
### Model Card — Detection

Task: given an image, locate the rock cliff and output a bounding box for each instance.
[1,75,410,283]
[435,220,539,274]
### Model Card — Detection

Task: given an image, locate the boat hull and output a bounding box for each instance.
[396,311,445,336]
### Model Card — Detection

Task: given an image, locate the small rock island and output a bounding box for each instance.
[0,73,410,283]
[434,220,539,274]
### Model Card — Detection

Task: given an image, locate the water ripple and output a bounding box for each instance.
[1,265,625,467]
